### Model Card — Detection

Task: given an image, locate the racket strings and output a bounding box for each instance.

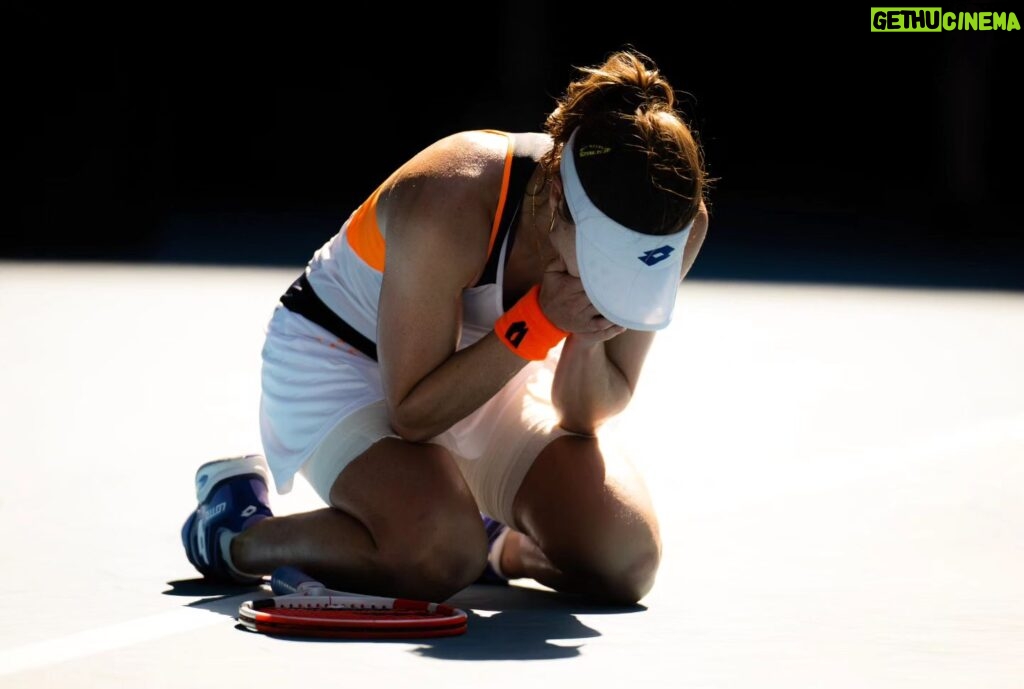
[273,600,390,610]
[267,608,454,621]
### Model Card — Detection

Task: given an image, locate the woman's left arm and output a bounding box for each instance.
[551,202,709,434]
[551,331,655,434]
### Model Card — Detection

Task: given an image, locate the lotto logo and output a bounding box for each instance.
[504,321,528,348]
[639,246,674,266]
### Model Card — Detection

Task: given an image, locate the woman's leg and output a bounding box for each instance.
[499,434,661,605]
[232,438,488,602]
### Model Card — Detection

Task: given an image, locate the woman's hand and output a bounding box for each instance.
[538,256,626,344]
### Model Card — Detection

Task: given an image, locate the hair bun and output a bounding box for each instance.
[585,52,675,116]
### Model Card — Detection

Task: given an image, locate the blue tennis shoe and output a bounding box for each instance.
[181,454,273,584]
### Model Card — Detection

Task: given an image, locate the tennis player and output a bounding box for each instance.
[182,49,709,605]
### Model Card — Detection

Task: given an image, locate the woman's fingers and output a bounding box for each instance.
[538,262,624,339]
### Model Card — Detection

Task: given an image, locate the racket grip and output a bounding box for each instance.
[271,566,326,595]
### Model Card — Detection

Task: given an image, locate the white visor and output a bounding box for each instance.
[560,128,693,331]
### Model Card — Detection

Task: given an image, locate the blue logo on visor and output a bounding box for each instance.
[638,246,674,266]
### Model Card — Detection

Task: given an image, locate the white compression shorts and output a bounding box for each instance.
[258,304,582,526]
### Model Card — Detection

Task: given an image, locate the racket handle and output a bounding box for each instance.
[271,566,326,595]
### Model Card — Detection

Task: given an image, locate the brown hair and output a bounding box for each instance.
[541,49,709,235]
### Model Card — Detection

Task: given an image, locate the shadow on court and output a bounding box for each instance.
[414,584,645,661]
[163,578,265,618]
[161,579,643,660]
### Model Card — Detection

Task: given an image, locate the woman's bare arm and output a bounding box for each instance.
[376,133,530,442]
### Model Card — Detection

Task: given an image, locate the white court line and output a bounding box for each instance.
[0,603,245,678]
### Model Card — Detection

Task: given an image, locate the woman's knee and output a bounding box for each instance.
[516,434,662,603]
[375,495,488,598]
[548,515,662,604]
[328,438,489,598]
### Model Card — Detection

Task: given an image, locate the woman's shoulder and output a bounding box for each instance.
[370,133,508,273]
[388,130,510,191]
[377,131,515,235]
[374,130,546,286]
[383,130,550,195]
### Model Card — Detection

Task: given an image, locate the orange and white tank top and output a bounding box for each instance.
[289,131,551,358]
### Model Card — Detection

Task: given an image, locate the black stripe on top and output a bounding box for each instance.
[475,132,551,287]
[279,272,379,360]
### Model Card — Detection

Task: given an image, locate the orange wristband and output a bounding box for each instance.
[494,286,567,361]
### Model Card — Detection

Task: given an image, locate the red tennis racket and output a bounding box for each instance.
[238,566,468,639]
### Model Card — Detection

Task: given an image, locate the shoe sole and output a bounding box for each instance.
[194,454,270,502]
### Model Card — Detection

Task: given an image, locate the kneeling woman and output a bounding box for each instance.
[182,49,710,605]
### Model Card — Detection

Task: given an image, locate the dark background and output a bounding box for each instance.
[8,5,1023,288]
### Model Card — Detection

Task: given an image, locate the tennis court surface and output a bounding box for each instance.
[1,262,1021,688]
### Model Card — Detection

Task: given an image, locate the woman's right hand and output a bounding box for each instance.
[539,256,626,342]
